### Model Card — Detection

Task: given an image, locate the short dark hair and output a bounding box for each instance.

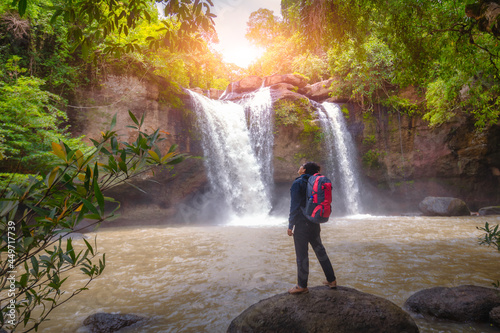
[303,162,320,175]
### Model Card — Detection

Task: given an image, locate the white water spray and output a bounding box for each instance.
[318,102,362,215]
[244,87,274,198]
[188,90,272,218]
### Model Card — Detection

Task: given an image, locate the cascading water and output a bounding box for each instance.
[187,90,272,219]
[243,87,274,199]
[318,102,362,215]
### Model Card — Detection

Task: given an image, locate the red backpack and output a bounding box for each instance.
[302,173,333,223]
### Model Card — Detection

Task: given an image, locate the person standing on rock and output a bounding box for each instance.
[287,162,337,294]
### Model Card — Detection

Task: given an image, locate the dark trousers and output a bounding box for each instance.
[293,220,336,288]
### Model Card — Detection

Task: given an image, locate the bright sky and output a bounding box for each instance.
[211,0,282,68]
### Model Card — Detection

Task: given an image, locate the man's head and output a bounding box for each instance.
[302,162,320,175]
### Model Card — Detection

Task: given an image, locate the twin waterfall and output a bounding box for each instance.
[188,88,362,221]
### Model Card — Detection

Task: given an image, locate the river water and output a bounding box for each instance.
[38,215,500,333]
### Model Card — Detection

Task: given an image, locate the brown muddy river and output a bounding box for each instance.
[37,215,500,332]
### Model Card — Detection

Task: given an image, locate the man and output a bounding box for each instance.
[287,162,337,294]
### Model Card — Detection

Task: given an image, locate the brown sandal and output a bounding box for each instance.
[323,280,337,289]
[288,285,309,294]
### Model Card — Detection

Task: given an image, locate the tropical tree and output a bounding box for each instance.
[10,0,216,58]
[0,57,86,179]
[0,112,186,331]
[274,0,500,127]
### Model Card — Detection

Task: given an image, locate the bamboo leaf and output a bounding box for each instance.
[81,198,99,216]
[110,113,117,130]
[46,166,60,188]
[94,180,105,215]
[140,112,145,127]
[128,110,139,126]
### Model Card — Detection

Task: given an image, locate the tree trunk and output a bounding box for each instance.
[465,0,500,37]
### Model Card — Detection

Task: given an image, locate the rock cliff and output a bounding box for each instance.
[69,73,500,224]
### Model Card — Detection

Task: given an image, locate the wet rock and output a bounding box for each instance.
[479,206,500,216]
[190,87,204,95]
[490,306,500,327]
[227,286,419,333]
[83,312,145,333]
[418,196,471,216]
[404,285,500,323]
[219,76,264,100]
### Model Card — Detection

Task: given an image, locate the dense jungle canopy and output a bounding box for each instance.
[0,0,500,180]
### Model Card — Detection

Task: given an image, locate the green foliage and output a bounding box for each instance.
[362,149,383,169]
[291,52,328,83]
[11,0,216,60]
[274,99,301,126]
[0,64,87,173]
[362,135,376,146]
[383,95,421,117]
[270,0,500,128]
[0,112,186,331]
[478,222,500,252]
[477,222,500,288]
[341,105,349,119]
[328,36,395,109]
[274,98,311,127]
[0,173,41,190]
[0,0,231,122]
[245,8,282,48]
[424,78,459,126]
[247,34,301,77]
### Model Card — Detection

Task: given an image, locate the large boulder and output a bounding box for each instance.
[238,75,264,92]
[227,286,419,333]
[418,196,471,216]
[302,78,334,101]
[264,74,308,88]
[479,206,500,216]
[491,306,500,327]
[404,285,500,323]
[83,312,145,333]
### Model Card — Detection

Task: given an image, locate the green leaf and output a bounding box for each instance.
[66,238,76,262]
[140,112,145,127]
[81,198,100,216]
[148,150,160,162]
[50,9,63,24]
[94,180,105,215]
[19,273,28,288]
[31,256,39,276]
[17,0,27,16]
[110,113,117,130]
[83,238,95,256]
[129,110,139,126]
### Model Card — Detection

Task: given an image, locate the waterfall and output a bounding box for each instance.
[318,102,362,215]
[244,87,274,198]
[187,90,272,219]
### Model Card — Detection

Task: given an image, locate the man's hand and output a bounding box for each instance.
[287,228,293,236]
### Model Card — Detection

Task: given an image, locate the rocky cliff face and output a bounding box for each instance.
[70,73,500,224]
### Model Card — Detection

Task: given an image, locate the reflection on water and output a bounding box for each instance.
[38,216,500,332]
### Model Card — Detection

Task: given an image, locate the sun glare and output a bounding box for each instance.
[216,43,265,68]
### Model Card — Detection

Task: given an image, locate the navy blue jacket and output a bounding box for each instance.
[288,174,310,230]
